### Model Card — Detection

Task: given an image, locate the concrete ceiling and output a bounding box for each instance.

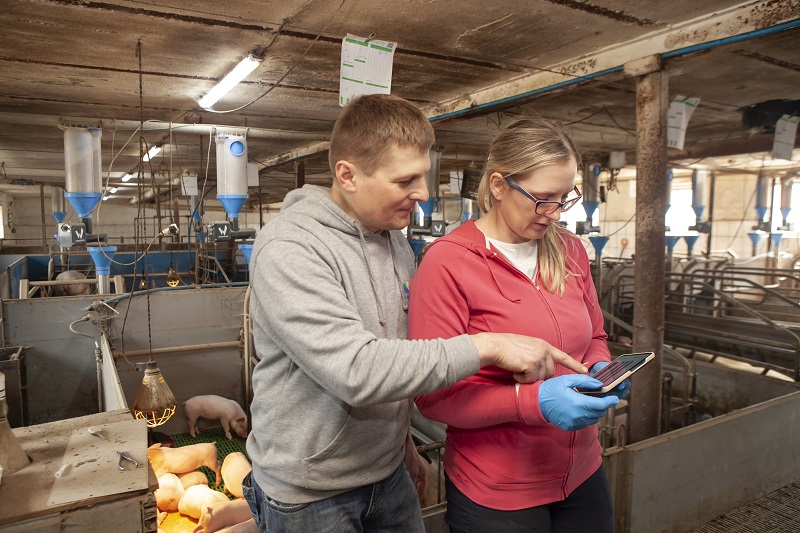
[0,0,798,207]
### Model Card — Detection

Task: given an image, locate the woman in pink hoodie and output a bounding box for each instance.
[409,117,628,533]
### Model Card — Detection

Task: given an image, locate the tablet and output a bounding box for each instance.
[575,352,655,396]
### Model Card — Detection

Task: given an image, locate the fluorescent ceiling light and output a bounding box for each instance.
[122,173,133,182]
[110,187,118,193]
[198,54,263,110]
[102,195,110,201]
[143,145,162,162]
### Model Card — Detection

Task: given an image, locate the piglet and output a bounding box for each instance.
[185,395,248,440]
[221,452,252,499]
[178,470,210,489]
[193,498,251,533]
[148,442,221,486]
[216,519,258,533]
[178,484,230,519]
[155,473,185,512]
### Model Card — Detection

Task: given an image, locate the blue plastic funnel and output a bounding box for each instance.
[238,243,254,267]
[87,244,117,276]
[64,192,102,218]
[588,235,609,256]
[409,238,426,259]
[665,235,681,252]
[218,194,248,219]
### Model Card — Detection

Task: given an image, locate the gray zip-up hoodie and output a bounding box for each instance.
[246,185,479,504]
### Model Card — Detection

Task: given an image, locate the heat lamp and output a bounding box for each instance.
[166,265,180,287]
[131,361,176,428]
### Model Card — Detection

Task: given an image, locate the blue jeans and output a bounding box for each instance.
[242,464,425,533]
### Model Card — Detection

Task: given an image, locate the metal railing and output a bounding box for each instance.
[610,270,800,380]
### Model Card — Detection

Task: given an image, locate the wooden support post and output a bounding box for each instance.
[294,161,305,190]
[629,56,667,443]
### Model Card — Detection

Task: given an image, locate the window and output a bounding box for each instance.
[665,189,696,233]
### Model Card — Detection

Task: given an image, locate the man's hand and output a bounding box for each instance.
[471,333,587,383]
[403,430,428,499]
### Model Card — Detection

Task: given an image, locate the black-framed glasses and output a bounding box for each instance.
[504,177,582,215]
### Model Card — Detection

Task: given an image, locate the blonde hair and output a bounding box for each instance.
[478,117,581,296]
[329,94,435,175]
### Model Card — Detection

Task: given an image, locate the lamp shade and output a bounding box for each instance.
[132,361,177,428]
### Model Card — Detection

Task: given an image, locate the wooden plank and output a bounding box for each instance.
[0,410,157,526]
[47,418,148,506]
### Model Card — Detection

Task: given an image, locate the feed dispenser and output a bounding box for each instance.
[576,163,601,235]
[208,133,256,243]
[58,127,107,247]
[87,243,117,294]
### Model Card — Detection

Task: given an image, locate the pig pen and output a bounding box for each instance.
[1,284,448,532]
[100,286,252,532]
[604,360,800,533]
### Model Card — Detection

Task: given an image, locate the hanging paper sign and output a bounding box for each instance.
[667,95,701,150]
[772,114,799,161]
[181,174,198,196]
[339,34,397,107]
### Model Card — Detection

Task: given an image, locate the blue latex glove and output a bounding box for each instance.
[590,361,632,400]
[538,374,619,431]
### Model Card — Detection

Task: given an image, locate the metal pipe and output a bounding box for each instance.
[97,274,111,295]
[120,341,240,358]
[630,63,668,443]
[706,171,716,257]
[39,184,47,250]
[0,112,327,141]
[95,343,104,412]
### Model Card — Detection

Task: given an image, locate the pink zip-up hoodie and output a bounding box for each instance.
[409,220,610,511]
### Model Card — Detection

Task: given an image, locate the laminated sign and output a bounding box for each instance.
[339,34,397,106]
[667,95,701,150]
[772,114,799,161]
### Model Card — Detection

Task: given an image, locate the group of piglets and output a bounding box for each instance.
[148,395,256,533]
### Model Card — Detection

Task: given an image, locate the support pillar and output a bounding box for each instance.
[628,56,667,443]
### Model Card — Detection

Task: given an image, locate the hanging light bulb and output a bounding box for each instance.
[166,265,180,287]
[132,361,177,428]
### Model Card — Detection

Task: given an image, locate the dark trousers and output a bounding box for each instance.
[444,466,614,533]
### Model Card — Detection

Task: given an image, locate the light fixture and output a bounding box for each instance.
[102,195,110,201]
[166,265,180,287]
[122,173,133,182]
[198,54,263,110]
[132,360,177,428]
[110,187,118,194]
[143,144,162,162]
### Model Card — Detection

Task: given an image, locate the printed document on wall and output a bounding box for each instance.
[772,114,799,161]
[339,34,397,107]
[667,95,701,150]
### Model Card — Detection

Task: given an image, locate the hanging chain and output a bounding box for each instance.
[136,39,153,356]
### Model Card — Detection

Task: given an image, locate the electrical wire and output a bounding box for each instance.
[69,314,97,340]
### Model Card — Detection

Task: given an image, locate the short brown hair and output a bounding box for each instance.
[328,94,435,175]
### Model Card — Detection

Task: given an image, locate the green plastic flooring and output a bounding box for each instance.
[170,427,250,495]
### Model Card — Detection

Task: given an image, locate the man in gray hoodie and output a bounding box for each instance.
[244,94,587,533]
